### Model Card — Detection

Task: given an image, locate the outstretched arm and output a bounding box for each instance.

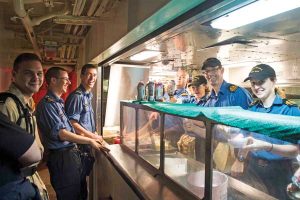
[243,137,298,158]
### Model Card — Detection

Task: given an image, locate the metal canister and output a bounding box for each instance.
[137,81,145,101]
[155,82,164,101]
[145,81,155,101]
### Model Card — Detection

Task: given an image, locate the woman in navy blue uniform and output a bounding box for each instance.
[188,75,209,105]
[232,64,300,199]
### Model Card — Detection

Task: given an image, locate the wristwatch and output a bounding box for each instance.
[237,155,245,162]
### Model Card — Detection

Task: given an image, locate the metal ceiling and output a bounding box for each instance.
[1,0,120,66]
[112,3,300,86]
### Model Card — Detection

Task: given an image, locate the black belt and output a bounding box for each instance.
[49,145,76,153]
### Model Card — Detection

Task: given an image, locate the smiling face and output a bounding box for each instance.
[250,78,276,100]
[204,66,224,88]
[50,70,71,95]
[12,60,44,97]
[81,68,97,91]
[56,70,71,94]
[192,84,206,99]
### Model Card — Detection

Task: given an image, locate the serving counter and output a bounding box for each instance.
[94,101,300,200]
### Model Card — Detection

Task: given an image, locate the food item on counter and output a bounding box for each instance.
[177,134,195,158]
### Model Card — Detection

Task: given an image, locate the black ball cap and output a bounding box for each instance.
[190,75,207,87]
[244,64,276,82]
[201,57,222,70]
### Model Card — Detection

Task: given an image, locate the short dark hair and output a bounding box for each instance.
[13,53,42,72]
[81,64,97,75]
[45,67,67,85]
[201,57,222,70]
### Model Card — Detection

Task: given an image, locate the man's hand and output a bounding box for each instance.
[90,139,110,152]
[149,112,159,121]
[93,133,103,143]
[89,139,102,150]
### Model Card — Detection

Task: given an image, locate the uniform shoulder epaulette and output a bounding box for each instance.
[45,95,55,103]
[228,84,239,92]
[74,89,83,95]
[283,99,298,107]
[181,92,188,96]
[249,100,259,107]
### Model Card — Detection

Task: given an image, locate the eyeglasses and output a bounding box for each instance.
[56,77,70,82]
[204,67,221,75]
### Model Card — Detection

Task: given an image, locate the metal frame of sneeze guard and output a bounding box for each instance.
[119,101,288,200]
[120,101,215,200]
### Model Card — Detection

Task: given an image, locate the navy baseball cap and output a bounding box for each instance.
[201,57,222,70]
[190,75,207,87]
[244,64,276,82]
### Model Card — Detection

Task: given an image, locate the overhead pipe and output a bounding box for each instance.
[31,0,70,26]
[13,0,70,58]
[13,0,41,58]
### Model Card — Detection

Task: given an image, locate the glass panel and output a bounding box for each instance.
[211,124,296,200]
[163,115,207,199]
[121,104,298,200]
[121,106,136,151]
[137,110,161,169]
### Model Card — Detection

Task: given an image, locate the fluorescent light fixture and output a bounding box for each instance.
[113,63,150,69]
[130,50,160,61]
[211,0,300,30]
[222,61,259,68]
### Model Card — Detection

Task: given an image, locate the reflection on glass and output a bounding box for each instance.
[212,124,297,200]
[121,105,297,199]
[137,110,161,169]
[122,106,136,150]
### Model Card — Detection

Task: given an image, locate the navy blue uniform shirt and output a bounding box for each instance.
[248,94,300,160]
[65,84,95,133]
[36,91,75,150]
[188,95,209,106]
[203,80,252,109]
[173,88,191,104]
[249,94,300,116]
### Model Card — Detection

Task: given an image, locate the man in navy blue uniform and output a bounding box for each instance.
[65,64,101,200]
[36,67,106,200]
[201,57,252,108]
[185,58,253,167]
[173,67,191,103]
[231,64,300,199]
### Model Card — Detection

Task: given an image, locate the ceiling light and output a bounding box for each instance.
[211,0,300,30]
[130,50,161,61]
[222,61,259,68]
